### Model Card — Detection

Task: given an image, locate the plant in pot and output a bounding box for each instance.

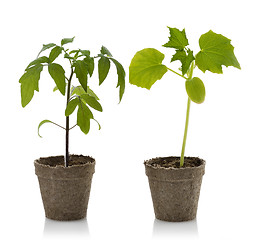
[129,27,240,221]
[19,37,125,221]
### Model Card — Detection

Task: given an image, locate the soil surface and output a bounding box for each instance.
[147,157,203,169]
[37,155,94,167]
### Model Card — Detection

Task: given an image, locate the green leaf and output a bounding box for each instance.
[61,37,75,46]
[72,86,100,100]
[110,58,126,102]
[26,56,50,70]
[48,63,66,95]
[19,64,43,107]
[80,94,103,112]
[195,30,241,74]
[129,48,168,89]
[38,120,53,138]
[53,82,67,92]
[74,60,88,92]
[83,56,95,77]
[64,52,74,60]
[37,43,56,57]
[65,98,79,116]
[185,77,205,104]
[37,119,65,137]
[98,56,110,85]
[77,101,93,134]
[100,46,113,57]
[79,50,91,56]
[49,46,63,62]
[163,27,189,50]
[171,49,195,75]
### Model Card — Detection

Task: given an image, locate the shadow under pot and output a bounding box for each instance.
[34,155,95,221]
[144,156,205,222]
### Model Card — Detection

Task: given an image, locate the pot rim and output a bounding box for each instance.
[34,154,95,170]
[144,156,206,171]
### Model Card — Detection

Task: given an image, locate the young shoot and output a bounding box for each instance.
[19,37,125,167]
[129,27,240,167]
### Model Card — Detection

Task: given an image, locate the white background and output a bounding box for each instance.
[0,0,252,239]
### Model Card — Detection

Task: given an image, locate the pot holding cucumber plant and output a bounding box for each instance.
[19,37,125,220]
[129,27,240,221]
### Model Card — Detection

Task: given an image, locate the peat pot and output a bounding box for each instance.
[34,155,95,221]
[145,156,205,222]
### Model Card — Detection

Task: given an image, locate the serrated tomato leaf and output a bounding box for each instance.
[129,48,168,90]
[49,46,63,62]
[26,56,50,70]
[72,86,100,100]
[38,120,53,138]
[61,37,75,46]
[185,77,205,104]
[48,63,66,95]
[37,43,56,57]
[80,94,103,112]
[74,60,88,92]
[83,56,94,77]
[19,64,43,107]
[77,101,93,134]
[98,56,110,85]
[100,46,113,57]
[195,30,241,74]
[65,98,79,116]
[110,58,126,102]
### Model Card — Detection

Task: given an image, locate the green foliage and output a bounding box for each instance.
[19,64,43,107]
[129,27,240,166]
[163,27,189,50]
[19,37,126,140]
[65,98,79,116]
[98,56,111,85]
[49,46,63,62]
[130,27,240,103]
[129,48,168,90]
[37,43,56,57]
[73,60,88,92]
[38,120,58,138]
[48,63,66,95]
[61,37,75,46]
[195,30,241,73]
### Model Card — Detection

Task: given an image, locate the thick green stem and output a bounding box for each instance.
[180,62,194,167]
[180,97,191,167]
[64,69,74,167]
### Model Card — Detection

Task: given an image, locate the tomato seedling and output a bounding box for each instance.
[19,37,125,167]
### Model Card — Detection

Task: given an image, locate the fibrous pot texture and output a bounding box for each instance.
[34,155,95,221]
[145,157,205,222]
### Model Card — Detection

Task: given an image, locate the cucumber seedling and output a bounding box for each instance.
[129,27,240,167]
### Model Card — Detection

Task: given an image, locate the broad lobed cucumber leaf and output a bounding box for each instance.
[129,48,168,90]
[195,30,241,74]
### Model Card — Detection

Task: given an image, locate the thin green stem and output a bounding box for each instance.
[166,67,188,80]
[180,97,191,167]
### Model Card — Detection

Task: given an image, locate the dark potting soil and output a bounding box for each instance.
[148,157,203,169]
[37,155,94,167]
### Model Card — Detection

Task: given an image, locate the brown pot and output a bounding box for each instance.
[144,156,205,222]
[34,155,95,221]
